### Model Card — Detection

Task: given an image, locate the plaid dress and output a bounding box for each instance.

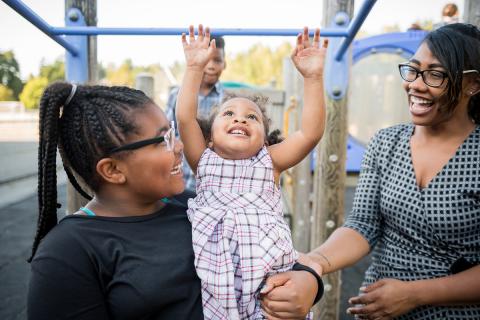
[187,146,298,320]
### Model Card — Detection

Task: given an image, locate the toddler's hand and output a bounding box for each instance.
[291,27,328,80]
[182,24,216,70]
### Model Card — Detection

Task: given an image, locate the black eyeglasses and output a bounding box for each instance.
[108,121,175,155]
[399,64,479,88]
[398,64,448,87]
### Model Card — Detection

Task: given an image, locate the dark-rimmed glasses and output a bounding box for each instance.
[398,64,479,88]
[108,121,175,155]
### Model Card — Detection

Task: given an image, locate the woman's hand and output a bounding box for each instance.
[291,27,328,80]
[260,268,318,319]
[347,279,419,319]
[182,24,216,70]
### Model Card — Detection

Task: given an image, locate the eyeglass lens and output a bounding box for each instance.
[400,65,445,87]
[166,121,175,151]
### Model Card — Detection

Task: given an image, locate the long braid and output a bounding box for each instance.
[30,82,152,261]
[29,82,72,262]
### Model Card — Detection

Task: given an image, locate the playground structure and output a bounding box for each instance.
[2,0,436,318]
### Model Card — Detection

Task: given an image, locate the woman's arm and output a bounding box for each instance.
[260,228,370,319]
[262,131,385,318]
[176,24,214,172]
[308,227,370,274]
[347,266,480,319]
[269,27,328,173]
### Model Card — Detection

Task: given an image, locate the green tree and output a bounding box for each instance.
[0,50,24,99]
[19,77,48,109]
[102,59,159,86]
[105,59,135,86]
[222,42,292,88]
[39,58,65,82]
[0,84,14,101]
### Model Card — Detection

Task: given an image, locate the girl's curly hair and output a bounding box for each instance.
[198,92,284,145]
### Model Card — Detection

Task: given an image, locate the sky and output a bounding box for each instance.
[1,0,464,80]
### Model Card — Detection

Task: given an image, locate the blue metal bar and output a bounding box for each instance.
[334,0,377,61]
[3,0,79,56]
[65,8,88,82]
[4,0,377,61]
[50,27,348,37]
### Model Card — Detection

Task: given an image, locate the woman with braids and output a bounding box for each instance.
[28,81,323,319]
[27,82,203,319]
[262,23,480,320]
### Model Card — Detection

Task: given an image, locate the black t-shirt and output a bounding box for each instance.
[28,203,203,320]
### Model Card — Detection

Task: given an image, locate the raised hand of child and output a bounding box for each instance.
[182,24,216,71]
[291,27,328,80]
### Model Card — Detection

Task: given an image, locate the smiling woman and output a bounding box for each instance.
[262,22,480,320]
[27,82,204,320]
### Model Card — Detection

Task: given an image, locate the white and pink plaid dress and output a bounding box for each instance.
[187,146,298,320]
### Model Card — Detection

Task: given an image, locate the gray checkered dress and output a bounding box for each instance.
[344,124,480,319]
[187,146,298,320]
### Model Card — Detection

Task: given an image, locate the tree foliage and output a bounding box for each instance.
[0,50,24,99]
[39,58,65,82]
[222,42,292,88]
[104,59,139,86]
[165,42,293,88]
[0,84,14,101]
[19,77,48,109]
[105,60,134,86]
[102,59,162,86]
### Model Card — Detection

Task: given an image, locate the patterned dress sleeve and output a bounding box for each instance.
[343,130,384,249]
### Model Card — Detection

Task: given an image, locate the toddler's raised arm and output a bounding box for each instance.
[269,27,328,174]
[176,24,216,172]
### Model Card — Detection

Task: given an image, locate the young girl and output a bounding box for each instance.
[176,25,328,319]
[28,83,204,319]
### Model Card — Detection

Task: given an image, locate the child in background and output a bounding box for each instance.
[176,25,327,319]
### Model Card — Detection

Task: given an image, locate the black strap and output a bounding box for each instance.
[292,262,324,305]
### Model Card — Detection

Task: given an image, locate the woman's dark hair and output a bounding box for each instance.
[199,92,283,146]
[423,23,480,124]
[30,82,153,261]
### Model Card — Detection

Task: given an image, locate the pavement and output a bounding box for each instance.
[0,183,369,320]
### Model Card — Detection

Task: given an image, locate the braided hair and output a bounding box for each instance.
[30,82,152,262]
[201,92,284,145]
[424,23,480,124]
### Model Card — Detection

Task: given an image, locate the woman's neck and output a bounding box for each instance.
[414,115,476,142]
[85,193,165,217]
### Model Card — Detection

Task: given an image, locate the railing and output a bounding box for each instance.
[3,0,377,61]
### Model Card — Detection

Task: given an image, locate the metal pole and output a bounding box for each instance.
[50,27,348,37]
[335,0,376,61]
[65,0,97,214]
[311,1,354,319]
[4,0,378,62]
[2,0,79,56]
[283,58,312,253]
